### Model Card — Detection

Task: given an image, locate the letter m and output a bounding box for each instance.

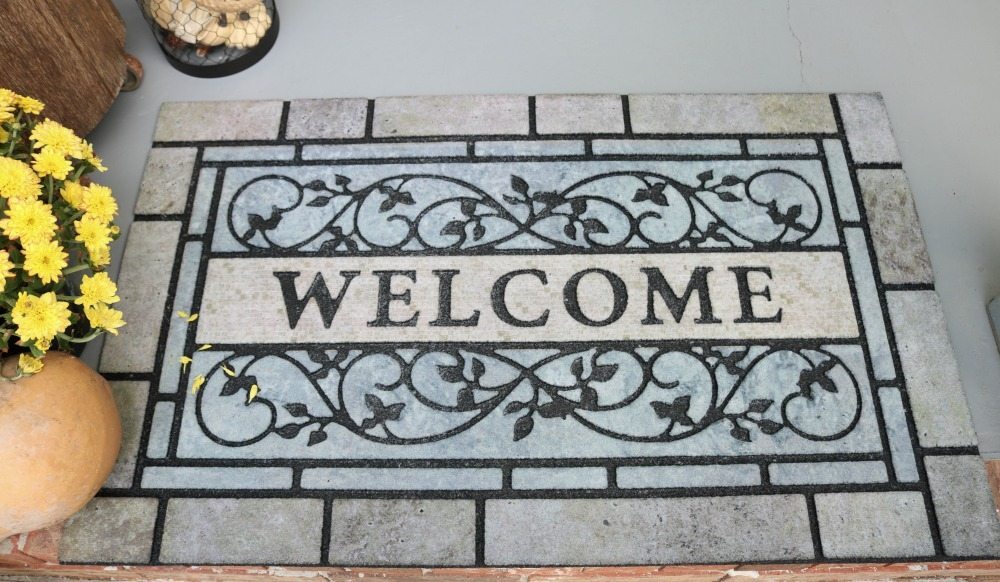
[640,267,722,325]
[273,271,360,329]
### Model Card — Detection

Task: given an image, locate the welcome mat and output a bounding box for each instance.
[66,94,1000,566]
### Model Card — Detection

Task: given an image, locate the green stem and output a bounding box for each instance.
[62,263,91,275]
[57,329,102,343]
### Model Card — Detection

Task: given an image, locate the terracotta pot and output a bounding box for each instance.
[0,352,121,539]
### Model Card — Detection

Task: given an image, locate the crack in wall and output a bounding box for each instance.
[786,0,806,85]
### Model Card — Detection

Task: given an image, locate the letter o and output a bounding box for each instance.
[563,268,628,327]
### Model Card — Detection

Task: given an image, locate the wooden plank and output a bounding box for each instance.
[0,0,126,135]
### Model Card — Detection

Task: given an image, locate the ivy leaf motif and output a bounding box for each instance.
[461,199,477,217]
[580,387,598,409]
[650,395,695,426]
[307,429,328,446]
[537,400,573,419]
[633,182,669,206]
[720,175,741,187]
[582,219,608,234]
[305,179,328,190]
[473,222,487,241]
[746,399,773,414]
[283,403,310,418]
[503,194,525,206]
[440,221,466,236]
[570,357,585,379]
[589,363,619,382]
[798,360,837,399]
[307,349,329,365]
[758,419,783,435]
[730,423,752,442]
[563,222,577,239]
[306,196,332,207]
[437,363,465,383]
[379,197,397,213]
[697,170,714,183]
[275,424,302,439]
[571,198,587,215]
[221,375,256,397]
[471,358,486,380]
[533,191,562,207]
[243,209,282,239]
[504,400,527,414]
[511,175,529,195]
[714,191,740,202]
[334,174,351,187]
[513,414,534,441]
[384,402,405,421]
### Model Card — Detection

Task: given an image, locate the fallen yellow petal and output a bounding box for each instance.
[222,365,236,377]
[197,344,212,351]
[191,374,206,394]
[247,383,260,403]
[187,313,199,322]
[177,310,189,320]
[178,355,192,371]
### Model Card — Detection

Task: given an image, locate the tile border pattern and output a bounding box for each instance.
[74,94,998,566]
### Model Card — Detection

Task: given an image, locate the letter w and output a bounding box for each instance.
[273,271,360,329]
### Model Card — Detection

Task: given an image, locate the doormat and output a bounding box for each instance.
[67,94,1000,566]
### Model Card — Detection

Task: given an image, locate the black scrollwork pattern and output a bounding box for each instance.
[225,169,822,254]
[194,345,862,448]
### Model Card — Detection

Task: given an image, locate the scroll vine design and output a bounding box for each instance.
[194,344,862,448]
[225,169,822,254]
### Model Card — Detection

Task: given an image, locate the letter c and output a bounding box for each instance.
[491,269,550,327]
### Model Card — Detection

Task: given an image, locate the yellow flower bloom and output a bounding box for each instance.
[30,119,82,157]
[60,180,86,208]
[74,216,112,261]
[0,250,14,279]
[16,95,43,115]
[0,104,13,124]
[1,198,57,244]
[81,183,117,222]
[11,291,71,342]
[77,141,106,171]
[85,303,125,335]
[32,147,72,180]
[75,272,120,308]
[0,157,41,200]
[88,244,111,268]
[0,127,9,143]
[35,337,51,352]
[22,239,67,284]
[18,354,44,375]
[0,89,16,107]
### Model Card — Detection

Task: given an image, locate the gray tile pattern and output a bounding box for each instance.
[104,381,150,489]
[84,93,995,566]
[485,497,814,564]
[135,147,197,215]
[60,498,159,563]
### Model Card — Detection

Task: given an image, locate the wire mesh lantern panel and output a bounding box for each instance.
[137,0,278,77]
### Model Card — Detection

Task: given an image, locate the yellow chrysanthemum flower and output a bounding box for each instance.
[75,272,120,308]
[81,183,117,222]
[0,89,16,107]
[0,157,41,200]
[35,337,51,352]
[75,213,112,251]
[1,198,57,244]
[89,244,111,268]
[0,127,9,143]
[0,250,14,279]
[0,104,13,124]
[30,119,82,157]
[16,95,44,115]
[60,180,86,208]
[32,147,72,180]
[11,291,71,342]
[85,304,125,335]
[18,353,44,375]
[22,239,68,284]
[77,141,106,171]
